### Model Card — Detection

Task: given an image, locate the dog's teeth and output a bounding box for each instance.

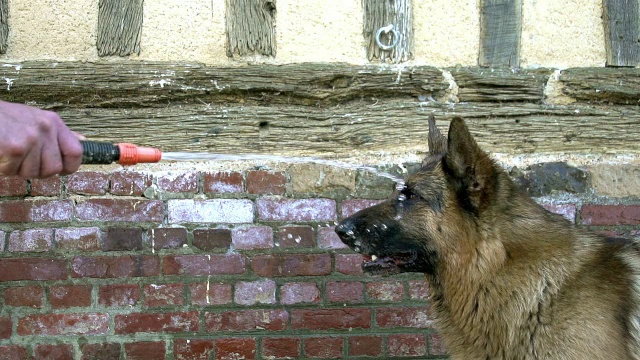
[371,255,378,261]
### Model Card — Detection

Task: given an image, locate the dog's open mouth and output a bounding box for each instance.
[361,252,417,276]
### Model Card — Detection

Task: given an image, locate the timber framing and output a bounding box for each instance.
[0,61,638,157]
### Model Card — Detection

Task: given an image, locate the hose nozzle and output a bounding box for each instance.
[81,141,162,165]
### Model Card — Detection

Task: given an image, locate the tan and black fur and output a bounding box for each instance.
[336,116,640,359]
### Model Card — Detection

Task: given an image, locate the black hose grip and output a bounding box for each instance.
[81,141,120,164]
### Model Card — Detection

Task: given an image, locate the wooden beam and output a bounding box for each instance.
[449,67,549,102]
[97,0,144,56]
[479,0,522,67]
[363,0,413,63]
[0,0,7,54]
[559,67,640,104]
[225,0,277,58]
[602,0,640,67]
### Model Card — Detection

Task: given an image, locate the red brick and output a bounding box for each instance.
[55,227,101,252]
[304,337,343,358]
[0,200,73,222]
[348,336,383,357]
[30,176,62,196]
[204,309,288,332]
[235,279,276,305]
[49,285,92,309]
[192,228,232,251]
[80,343,120,360]
[167,199,254,223]
[190,282,233,306]
[335,254,364,275]
[581,204,640,225]
[99,284,140,307]
[280,282,321,305]
[408,280,430,301]
[341,199,383,218]
[4,286,44,307]
[114,311,199,334]
[318,226,347,249]
[291,308,370,330]
[76,199,163,222]
[8,229,54,252]
[65,171,109,195]
[125,342,166,360]
[387,334,427,357]
[326,281,364,303]
[143,283,185,307]
[0,317,11,339]
[262,337,301,359]
[429,333,447,356]
[34,344,74,359]
[246,170,286,195]
[252,254,331,277]
[0,345,29,360]
[257,198,336,221]
[232,226,273,250]
[71,256,159,278]
[156,171,199,193]
[162,254,246,276]
[277,226,314,248]
[174,339,214,360]
[214,338,256,360]
[0,176,27,196]
[203,171,244,193]
[542,203,577,222]
[17,313,109,335]
[366,281,405,302]
[0,258,67,281]
[110,171,152,196]
[150,227,187,250]
[376,306,433,328]
[103,227,143,251]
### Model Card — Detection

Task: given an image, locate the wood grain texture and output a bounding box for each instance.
[97,0,144,57]
[363,0,413,63]
[226,0,277,58]
[560,67,640,104]
[479,0,522,67]
[602,0,640,67]
[449,67,549,102]
[0,0,7,54]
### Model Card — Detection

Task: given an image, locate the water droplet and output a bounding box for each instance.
[381,224,387,230]
[354,240,361,247]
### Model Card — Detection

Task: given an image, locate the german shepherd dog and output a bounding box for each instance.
[336,116,640,359]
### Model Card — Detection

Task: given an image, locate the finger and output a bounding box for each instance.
[16,141,44,178]
[58,129,83,176]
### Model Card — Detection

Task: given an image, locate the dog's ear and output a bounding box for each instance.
[427,114,447,156]
[444,117,497,213]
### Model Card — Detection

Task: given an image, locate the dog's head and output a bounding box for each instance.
[335,115,500,276]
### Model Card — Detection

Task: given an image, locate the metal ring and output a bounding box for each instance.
[375,24,399,50]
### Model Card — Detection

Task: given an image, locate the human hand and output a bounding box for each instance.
[0,100,84,178]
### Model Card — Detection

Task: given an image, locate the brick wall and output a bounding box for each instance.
[0,160,637,359]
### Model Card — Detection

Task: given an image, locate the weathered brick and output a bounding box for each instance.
[542,203,577,223]
[262,337,301,359]
[80,343,121,360]
[0,258,67,281]
[387,334,427,357]
[326,281,364,304]
[581,204,640,225]
[366,281,405,302]
[341,199,382,218]
[348,336,383,357]
[205,309,288,333]
[143,283,185,307]
[55,227,101,252]
[277,226,314,248]
[71,256,159,278]
[408,280,430,301]
[0,345,29,360]
[257,198,336,221]
[156,171,199,193]
[203,171,243,193]
[589,164,640,197]
[356,170,398,199]
[0,176,27,196]
[103,227,143,251]
[99,284,140,307]
[246,170,286,195]
[215,338,256,360]
[114,311,199,334]
[34,344,74,360]
[0,317,11,339]
[174,339,214,360]
[125,342,166,360]
[110,171,152,196]
[193,228,232,251]
[429,333,447,356]
[4,286,44,308]
[304,337,343,359]
[65,171,109,195]
[150,227,187,250]
[190,282,233,306]
[335,254,364,275]
[510,162,589,197]
[289,164,355,196]
[280,282,321,305]
[235,280,276,305]
[232,226,273,250]
[8,229,54,252]
[252,254,331,277]
[163,254,247,276]
[76,199,164,222]
[376,306,433,328]
[318,226,347,249]
[0,200,73,222]
[49,285,92,309]
[17,313,109,335]
[291,308,371,331]
[168,199,254,223]
[30,176,62,196]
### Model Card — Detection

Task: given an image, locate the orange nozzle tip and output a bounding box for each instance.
[116,143,162,165]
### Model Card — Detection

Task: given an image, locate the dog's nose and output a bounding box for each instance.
[335,220,356,244]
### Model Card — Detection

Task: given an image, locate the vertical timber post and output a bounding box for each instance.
[0,0,8,54]
[363,0,413,63]
[479,0,522,67]
[225,0,277,58]
[602,0,640,67]
[97,0,144,57]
